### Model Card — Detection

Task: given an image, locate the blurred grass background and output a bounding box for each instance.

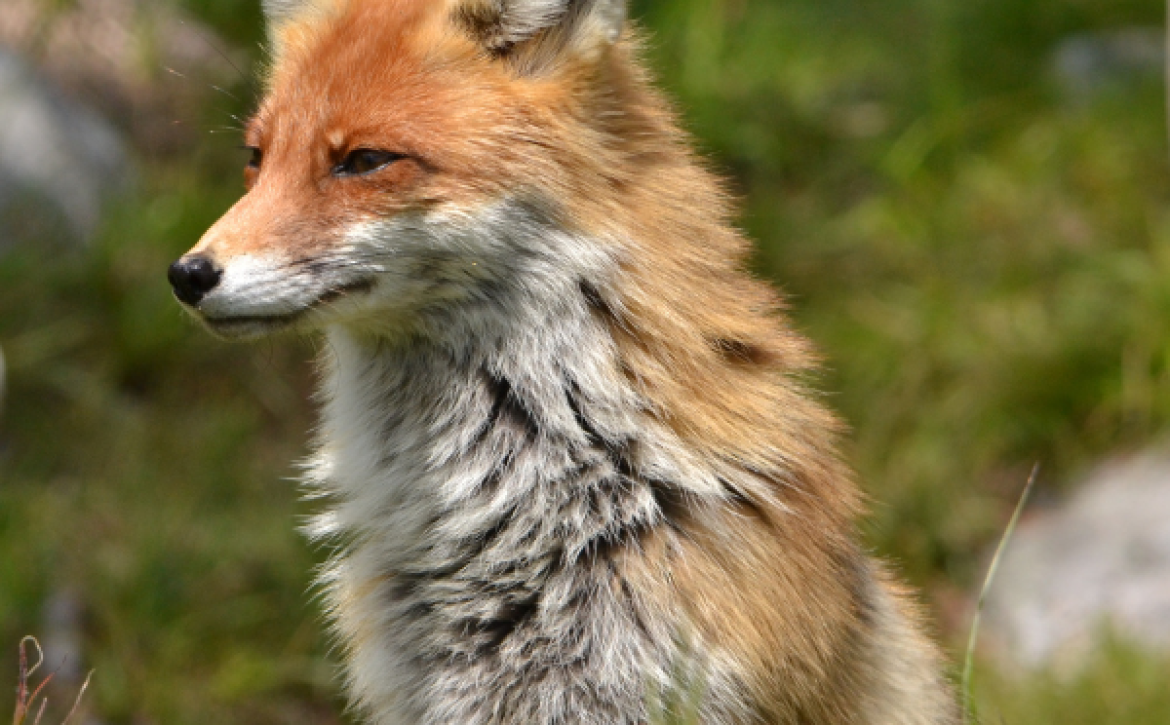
[2,0,1169,722]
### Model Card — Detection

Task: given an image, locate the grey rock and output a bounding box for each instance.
[1052,28,1165,103]
[0,0,248,156]
[0,45,131,249]
[982,453,1170,668]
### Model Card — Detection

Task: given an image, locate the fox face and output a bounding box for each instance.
[170,0,628,340]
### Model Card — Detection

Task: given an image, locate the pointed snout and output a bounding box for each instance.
[168,255,223,306]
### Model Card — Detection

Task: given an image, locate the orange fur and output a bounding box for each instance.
[180,1,959,722]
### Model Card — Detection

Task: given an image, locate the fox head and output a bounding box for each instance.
[169,0,635,340]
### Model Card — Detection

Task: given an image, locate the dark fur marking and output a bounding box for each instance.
[718,477,772,524]
[709,336,771,366]
[579,279,620,324]
[482,367,542,442]
[462,507,519,563]
[468,591,542,651]
[616,572,653,640]
[465,369,509,453]
[584,517,655,564]
[451,2,507,50]
[561,378,680,554]
[651,484,690,523]
[394,579,438,619]
[450,3,524,58]
[316,278,376,306]
[487,41,517,60]
[393,511,522,606]
[474,449,515,499]
[563,378,632,460]
[565,377,691,535]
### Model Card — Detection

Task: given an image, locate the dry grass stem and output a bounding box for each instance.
[961,463,1040,725]
[11,638,93,725]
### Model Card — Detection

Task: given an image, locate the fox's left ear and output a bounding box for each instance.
[453,0,626,73]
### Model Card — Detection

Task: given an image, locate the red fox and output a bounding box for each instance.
[169,0,959,722]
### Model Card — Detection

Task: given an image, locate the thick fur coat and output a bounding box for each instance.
[172,0,960,722]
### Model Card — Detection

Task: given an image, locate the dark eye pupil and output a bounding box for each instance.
[336,150,400,177]
[247,148,262,169]
[354,152,379,172]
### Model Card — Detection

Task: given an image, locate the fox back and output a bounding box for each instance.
[169,0,960,723]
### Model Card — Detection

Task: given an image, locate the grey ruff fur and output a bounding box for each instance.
[304,204,738,724]
[299,202,957,724]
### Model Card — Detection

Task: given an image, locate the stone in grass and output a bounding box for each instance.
[1052,27,1165,104]
[0,45,131,251]
[982,453,1170,669]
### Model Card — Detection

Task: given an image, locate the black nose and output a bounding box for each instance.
[168,256,222,306]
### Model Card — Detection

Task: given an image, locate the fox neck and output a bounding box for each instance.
[309,263,674,536]
[304,223,706,721]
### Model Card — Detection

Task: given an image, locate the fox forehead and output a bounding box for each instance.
[259,5,448,139]
[249,0,566,205]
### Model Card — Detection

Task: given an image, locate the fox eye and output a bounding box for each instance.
[245,146,263,170]
[333,149,403,177]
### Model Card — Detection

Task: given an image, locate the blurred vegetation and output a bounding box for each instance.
[2,0,1169,722]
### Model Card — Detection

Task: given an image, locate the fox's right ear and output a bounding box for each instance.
[453,0,626,74]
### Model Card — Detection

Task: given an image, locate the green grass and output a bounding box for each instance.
[973,641,1170,725]
[0,158,336,722]
[3,0,1169,721]
[638,0,1170,584]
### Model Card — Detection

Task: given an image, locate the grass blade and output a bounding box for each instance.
[962,463,1039,724]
